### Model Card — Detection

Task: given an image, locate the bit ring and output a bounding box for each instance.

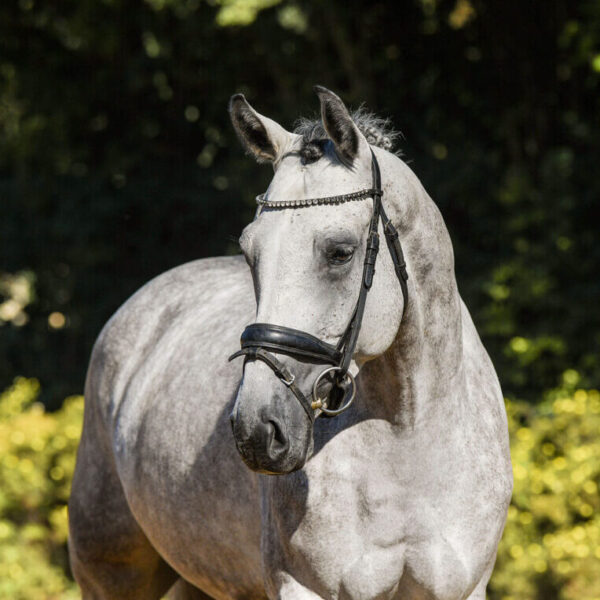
[311,367,356,416]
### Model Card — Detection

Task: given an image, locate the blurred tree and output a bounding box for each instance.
[0,0,599,406]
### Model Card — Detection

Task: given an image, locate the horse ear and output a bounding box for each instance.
[229,94,293,164]
[314,85,368,165]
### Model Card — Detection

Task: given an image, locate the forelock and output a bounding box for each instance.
[293,106,401,163]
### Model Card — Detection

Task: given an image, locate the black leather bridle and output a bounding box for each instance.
[230,149,408,421]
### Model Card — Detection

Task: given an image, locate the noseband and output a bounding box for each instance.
[229,149,409,421]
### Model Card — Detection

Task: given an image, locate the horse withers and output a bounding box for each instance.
[69,86,512,600]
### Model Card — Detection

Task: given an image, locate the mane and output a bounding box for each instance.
[293,106,401,162]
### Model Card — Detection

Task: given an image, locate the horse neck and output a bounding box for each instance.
[360,156,465,428]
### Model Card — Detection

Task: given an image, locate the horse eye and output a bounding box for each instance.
[327,245,355,265]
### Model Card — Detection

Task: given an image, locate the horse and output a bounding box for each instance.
[68,86,512,600]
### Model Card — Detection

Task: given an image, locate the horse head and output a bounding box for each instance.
[228,87,410,474]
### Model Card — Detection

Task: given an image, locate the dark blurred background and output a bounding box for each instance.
[1,0,599,409]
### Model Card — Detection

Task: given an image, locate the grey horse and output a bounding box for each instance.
[69,87,512,600]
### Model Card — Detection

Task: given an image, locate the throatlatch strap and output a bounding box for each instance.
[380,204,409,318]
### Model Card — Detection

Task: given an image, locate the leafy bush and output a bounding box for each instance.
[0,378,81,599]
[1,377,599,599]
[490,378,600,600]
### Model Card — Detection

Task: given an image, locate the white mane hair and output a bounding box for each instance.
[294,106,401,163]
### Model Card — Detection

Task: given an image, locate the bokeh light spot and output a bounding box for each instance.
[48,312,66,329]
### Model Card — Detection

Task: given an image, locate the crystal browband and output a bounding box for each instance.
[255,188,380,210]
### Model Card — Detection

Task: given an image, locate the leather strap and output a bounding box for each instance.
[230,347,315,422]
[335,149,383,376]
[380,203,409,317]
[239,323,341,364]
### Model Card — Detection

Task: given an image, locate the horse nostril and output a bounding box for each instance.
[265,418,288,454]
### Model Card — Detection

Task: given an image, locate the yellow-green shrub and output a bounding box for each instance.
[489,385,600,600]
[0,378,81,599]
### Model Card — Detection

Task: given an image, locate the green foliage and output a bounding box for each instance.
[0,271,35,327]
[489,383,600,600]
[0,378,81,599]
[215,0,283,27]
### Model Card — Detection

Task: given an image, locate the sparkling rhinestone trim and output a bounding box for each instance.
[255,188,381,209]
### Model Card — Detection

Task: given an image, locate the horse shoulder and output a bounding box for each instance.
[85,255,252,428]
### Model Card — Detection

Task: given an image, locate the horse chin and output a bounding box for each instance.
[242,454,308,476]
[234,437,312,475]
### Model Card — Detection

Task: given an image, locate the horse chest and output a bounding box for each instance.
[261,429,405,594]
[262,426,488,600]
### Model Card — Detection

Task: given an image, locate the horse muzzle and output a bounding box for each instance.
[229,361,314,474]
